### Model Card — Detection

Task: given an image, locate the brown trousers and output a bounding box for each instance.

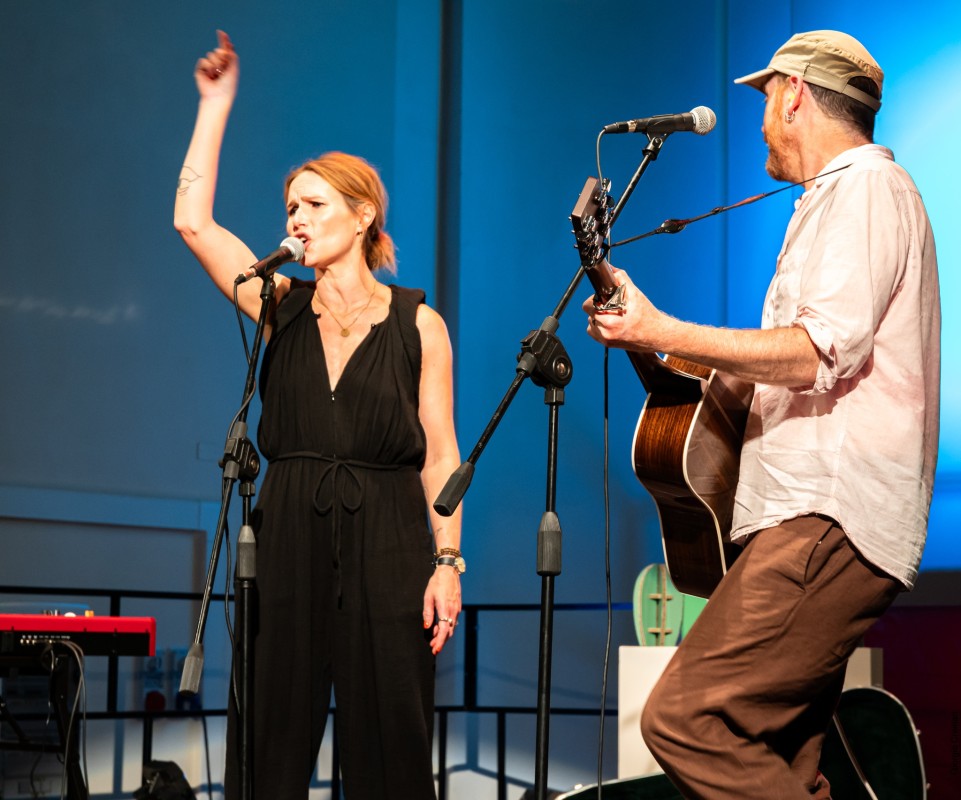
[641,515,901,799]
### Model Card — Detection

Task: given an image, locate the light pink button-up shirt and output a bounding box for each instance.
[731,144,941,589]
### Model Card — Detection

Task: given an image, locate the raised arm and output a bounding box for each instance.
[173,30,289,320]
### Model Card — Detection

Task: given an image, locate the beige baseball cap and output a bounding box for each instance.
[734,30,883,111]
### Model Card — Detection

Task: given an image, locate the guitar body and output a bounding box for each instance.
[571,176,751,599]
[630,355,750,598]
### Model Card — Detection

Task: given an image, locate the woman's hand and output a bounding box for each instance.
[423,566,462,656]
[194,30,238,100]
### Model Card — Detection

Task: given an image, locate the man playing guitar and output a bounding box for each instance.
[583,30,941,800]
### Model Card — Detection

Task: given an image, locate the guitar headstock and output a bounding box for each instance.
[570,176,613,270]
[571,177,621,305]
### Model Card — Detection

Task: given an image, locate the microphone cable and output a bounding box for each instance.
[41,640,87,800]
[595,346,614,800]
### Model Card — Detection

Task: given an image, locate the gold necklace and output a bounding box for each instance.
[314,288,377,337]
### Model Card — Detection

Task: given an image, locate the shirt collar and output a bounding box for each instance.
[795,144,894,208]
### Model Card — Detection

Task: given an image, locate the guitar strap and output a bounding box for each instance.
[608,164,852,252]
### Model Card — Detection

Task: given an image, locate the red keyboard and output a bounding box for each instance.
[0,613,156,657]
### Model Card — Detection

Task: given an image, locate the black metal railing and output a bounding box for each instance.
[0,585,630,799]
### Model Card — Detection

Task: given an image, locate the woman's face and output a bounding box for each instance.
[285,171,364,268]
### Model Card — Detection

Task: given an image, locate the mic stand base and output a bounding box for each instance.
[180,277,274,800]
[534,505,562,800]
[235,489,257,800]
[533,382,566,800]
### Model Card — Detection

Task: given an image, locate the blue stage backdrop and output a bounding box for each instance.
[0,0,957,608]
[0,3,957,790]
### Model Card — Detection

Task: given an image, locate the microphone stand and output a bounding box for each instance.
[179,275,275,800]
[434,133,669,799]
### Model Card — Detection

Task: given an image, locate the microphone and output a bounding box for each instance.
[234,237,305,285]
[602,106,716,136]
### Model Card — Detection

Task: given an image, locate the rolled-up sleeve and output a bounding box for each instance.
[785,169,905,395]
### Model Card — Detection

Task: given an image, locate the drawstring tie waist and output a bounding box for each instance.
[270,451,415,596]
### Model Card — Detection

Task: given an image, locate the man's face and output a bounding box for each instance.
[761,76,798,183]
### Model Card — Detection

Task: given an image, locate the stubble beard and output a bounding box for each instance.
[765,148,790,183]
[764,118,796,184]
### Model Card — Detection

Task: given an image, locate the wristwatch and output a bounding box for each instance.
[434,548,466,574]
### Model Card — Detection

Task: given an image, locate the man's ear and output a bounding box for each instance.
[786,76,803,109]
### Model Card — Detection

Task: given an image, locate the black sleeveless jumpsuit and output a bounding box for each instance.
[225,281,437,799]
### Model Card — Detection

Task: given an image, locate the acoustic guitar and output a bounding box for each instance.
[570,176,751,598]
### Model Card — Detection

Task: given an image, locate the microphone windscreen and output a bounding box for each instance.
[690,106,717,135]
[281,236,306,263]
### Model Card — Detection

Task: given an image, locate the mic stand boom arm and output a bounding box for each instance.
[435,299,574,800]
[432,132,669,800]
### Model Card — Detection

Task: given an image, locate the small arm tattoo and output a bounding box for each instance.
[177,165,203,196]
